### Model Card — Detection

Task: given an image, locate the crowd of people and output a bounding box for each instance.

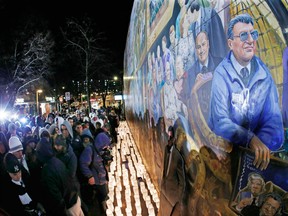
[0,106,120,216]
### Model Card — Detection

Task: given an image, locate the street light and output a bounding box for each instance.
[36,89,43,115]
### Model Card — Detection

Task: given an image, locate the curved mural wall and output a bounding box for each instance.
[124,0,288,215]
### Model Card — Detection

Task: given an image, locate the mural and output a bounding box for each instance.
[124,0,288,215]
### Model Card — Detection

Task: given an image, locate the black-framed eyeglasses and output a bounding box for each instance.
[233,30,259,42]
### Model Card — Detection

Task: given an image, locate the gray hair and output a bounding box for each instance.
[227,13,254,39]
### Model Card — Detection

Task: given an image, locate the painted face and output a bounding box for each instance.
[260,197,280,216]
[196,32,209,65]
[169,27,175,45]
[228,22,257,66]
[250,179,263,196]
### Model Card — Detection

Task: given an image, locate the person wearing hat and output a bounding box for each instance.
[2,153,45,216]
[36,137,83,216]
[9,136,30,175]
[53,134,78,180]
[53,133,88,213]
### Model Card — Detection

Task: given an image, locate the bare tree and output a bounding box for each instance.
[62,17,111,113]
[0,31,55,111]
[62,17,120,112]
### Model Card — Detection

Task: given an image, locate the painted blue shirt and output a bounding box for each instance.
[208,51,284,150]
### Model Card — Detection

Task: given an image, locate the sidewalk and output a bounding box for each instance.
[94,121,160,216]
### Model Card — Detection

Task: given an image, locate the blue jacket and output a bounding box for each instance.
[208,51,284,150]
[79,132,110,185]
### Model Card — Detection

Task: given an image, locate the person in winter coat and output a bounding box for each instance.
[36,137,84,216]
[79,132,111,214]
[108,109,119,144]
[2,152,45,216]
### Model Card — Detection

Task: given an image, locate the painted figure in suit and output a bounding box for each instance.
[232,172,266,213]
[187,31,222,120]
[186,1,227,60]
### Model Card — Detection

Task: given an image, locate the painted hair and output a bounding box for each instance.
[247,172,265,191]
[227,13,254,40]
[261,192,283,216]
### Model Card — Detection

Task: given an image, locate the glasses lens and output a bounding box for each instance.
[239,32,249,41]
[251,30,259,40]
[239,30,259,42]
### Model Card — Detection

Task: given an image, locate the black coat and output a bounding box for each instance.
[36,138,78,216]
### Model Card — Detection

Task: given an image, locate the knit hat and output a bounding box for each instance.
[8,136,23,153]
[36,137,54,164]
[54,134,67,147]
[4,153,21,173]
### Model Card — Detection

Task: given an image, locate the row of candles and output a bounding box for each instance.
[105,121,160,216]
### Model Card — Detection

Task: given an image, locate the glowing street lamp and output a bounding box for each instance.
[36,89,43,114]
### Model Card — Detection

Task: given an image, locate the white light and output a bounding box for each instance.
[0,110,9,121]
[20,117,27,124]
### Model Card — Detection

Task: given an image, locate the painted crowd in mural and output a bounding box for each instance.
[124,0,288,215]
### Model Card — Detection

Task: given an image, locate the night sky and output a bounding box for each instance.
[0,0,134,71]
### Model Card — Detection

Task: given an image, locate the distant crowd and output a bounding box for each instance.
[0,106,120,216]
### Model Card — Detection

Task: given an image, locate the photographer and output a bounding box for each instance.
[79,132,111,214]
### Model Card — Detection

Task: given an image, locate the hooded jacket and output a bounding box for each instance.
[79,132,110,185]
[36,138,78,215]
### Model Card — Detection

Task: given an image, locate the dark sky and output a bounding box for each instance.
[0,0,134,70]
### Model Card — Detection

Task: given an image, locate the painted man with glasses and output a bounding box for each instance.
[208,13,284,175]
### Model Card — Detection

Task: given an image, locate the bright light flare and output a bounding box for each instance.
[20,117,28,124]
[0,110,10,121]
[12,113,18,120]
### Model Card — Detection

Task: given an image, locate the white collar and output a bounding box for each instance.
[231,53,251,76]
